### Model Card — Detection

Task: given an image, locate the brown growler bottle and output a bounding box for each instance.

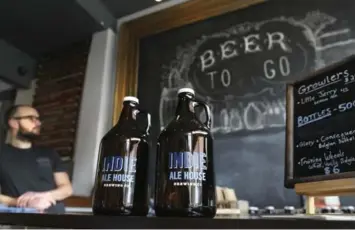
[92,96,151,216]
[154,88,216,217]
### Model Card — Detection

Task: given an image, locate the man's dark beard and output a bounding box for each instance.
[17,127,40,142]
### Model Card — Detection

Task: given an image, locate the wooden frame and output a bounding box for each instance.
[66,0,266,208]
[112,0,265,123]
[285,54,355,191]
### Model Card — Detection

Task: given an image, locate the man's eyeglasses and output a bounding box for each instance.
[12,116,41,122]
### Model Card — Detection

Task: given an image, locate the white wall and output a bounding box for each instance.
[13,80,37,105]
[71,29,117,196]
[71,0,188,197]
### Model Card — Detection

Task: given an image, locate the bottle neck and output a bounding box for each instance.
[175,94,195,119]
[118,102,138,124]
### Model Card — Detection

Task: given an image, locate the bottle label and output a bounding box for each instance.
[100,156,137,187]
[168,152,207,186]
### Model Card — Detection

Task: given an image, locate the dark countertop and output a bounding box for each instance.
[0,214,355,229]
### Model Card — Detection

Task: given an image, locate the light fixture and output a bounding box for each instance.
[155,0,162,2]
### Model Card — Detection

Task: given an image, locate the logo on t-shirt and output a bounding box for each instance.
[36,157,51,167]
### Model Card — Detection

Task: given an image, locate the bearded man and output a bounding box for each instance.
[0,105,73,213]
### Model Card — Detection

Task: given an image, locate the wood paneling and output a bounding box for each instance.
[64,196,92,208]
[113,24,138,123]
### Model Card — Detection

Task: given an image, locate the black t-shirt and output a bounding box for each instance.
[0,144,67,214]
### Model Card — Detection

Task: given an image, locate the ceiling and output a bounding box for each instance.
[103,0,168,18]
[0,0,170,58]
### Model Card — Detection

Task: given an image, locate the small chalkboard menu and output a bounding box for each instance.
[285,55,355,188]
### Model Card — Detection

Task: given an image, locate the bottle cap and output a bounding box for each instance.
[123,96,139,104]
[178,88,195,95]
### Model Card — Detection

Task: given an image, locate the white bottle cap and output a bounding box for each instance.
[178,88,195,95]
[123,96,139,104]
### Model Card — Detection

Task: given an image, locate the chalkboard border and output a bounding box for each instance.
[285,54,355,188]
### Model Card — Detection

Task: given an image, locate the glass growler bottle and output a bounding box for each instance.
[92,96,151,216]
[154,88,216,218]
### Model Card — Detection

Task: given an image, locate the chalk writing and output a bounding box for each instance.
[341,156,355,166]
[296,69,347,95]
[338,99,355,113]
[199,32,290,71]
[295,70,355,108]
[296,129,355,151]
[296,140,315,148]
[324,149,345,161]
[207,98,286,133]
[297,108,332,128]
[299,95,315,105]
[159,93,286,132]
[264,56,291,80]
[320,129,355,142]
[338,135,355,144]
[297,149,348,175]
[298,156,322,167]
[298,86,343,106]
[207,69,231,89]
[318,141,336,150]
[324,165,340,175]
[318,89,338,98]
[344,74,355,84]
[158,11,355,134]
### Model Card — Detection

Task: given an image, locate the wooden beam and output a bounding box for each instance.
[295,178,355,196]
[127,0,265,37]
[64,196,92,207]
[113,24,139,123]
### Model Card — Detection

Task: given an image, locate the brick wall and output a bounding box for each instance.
[32,39,91,176]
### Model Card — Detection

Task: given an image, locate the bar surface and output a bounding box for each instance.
[0,213,354,229]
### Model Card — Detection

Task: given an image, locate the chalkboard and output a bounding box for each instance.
[137,0,355,208]
[285,55,355,187]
